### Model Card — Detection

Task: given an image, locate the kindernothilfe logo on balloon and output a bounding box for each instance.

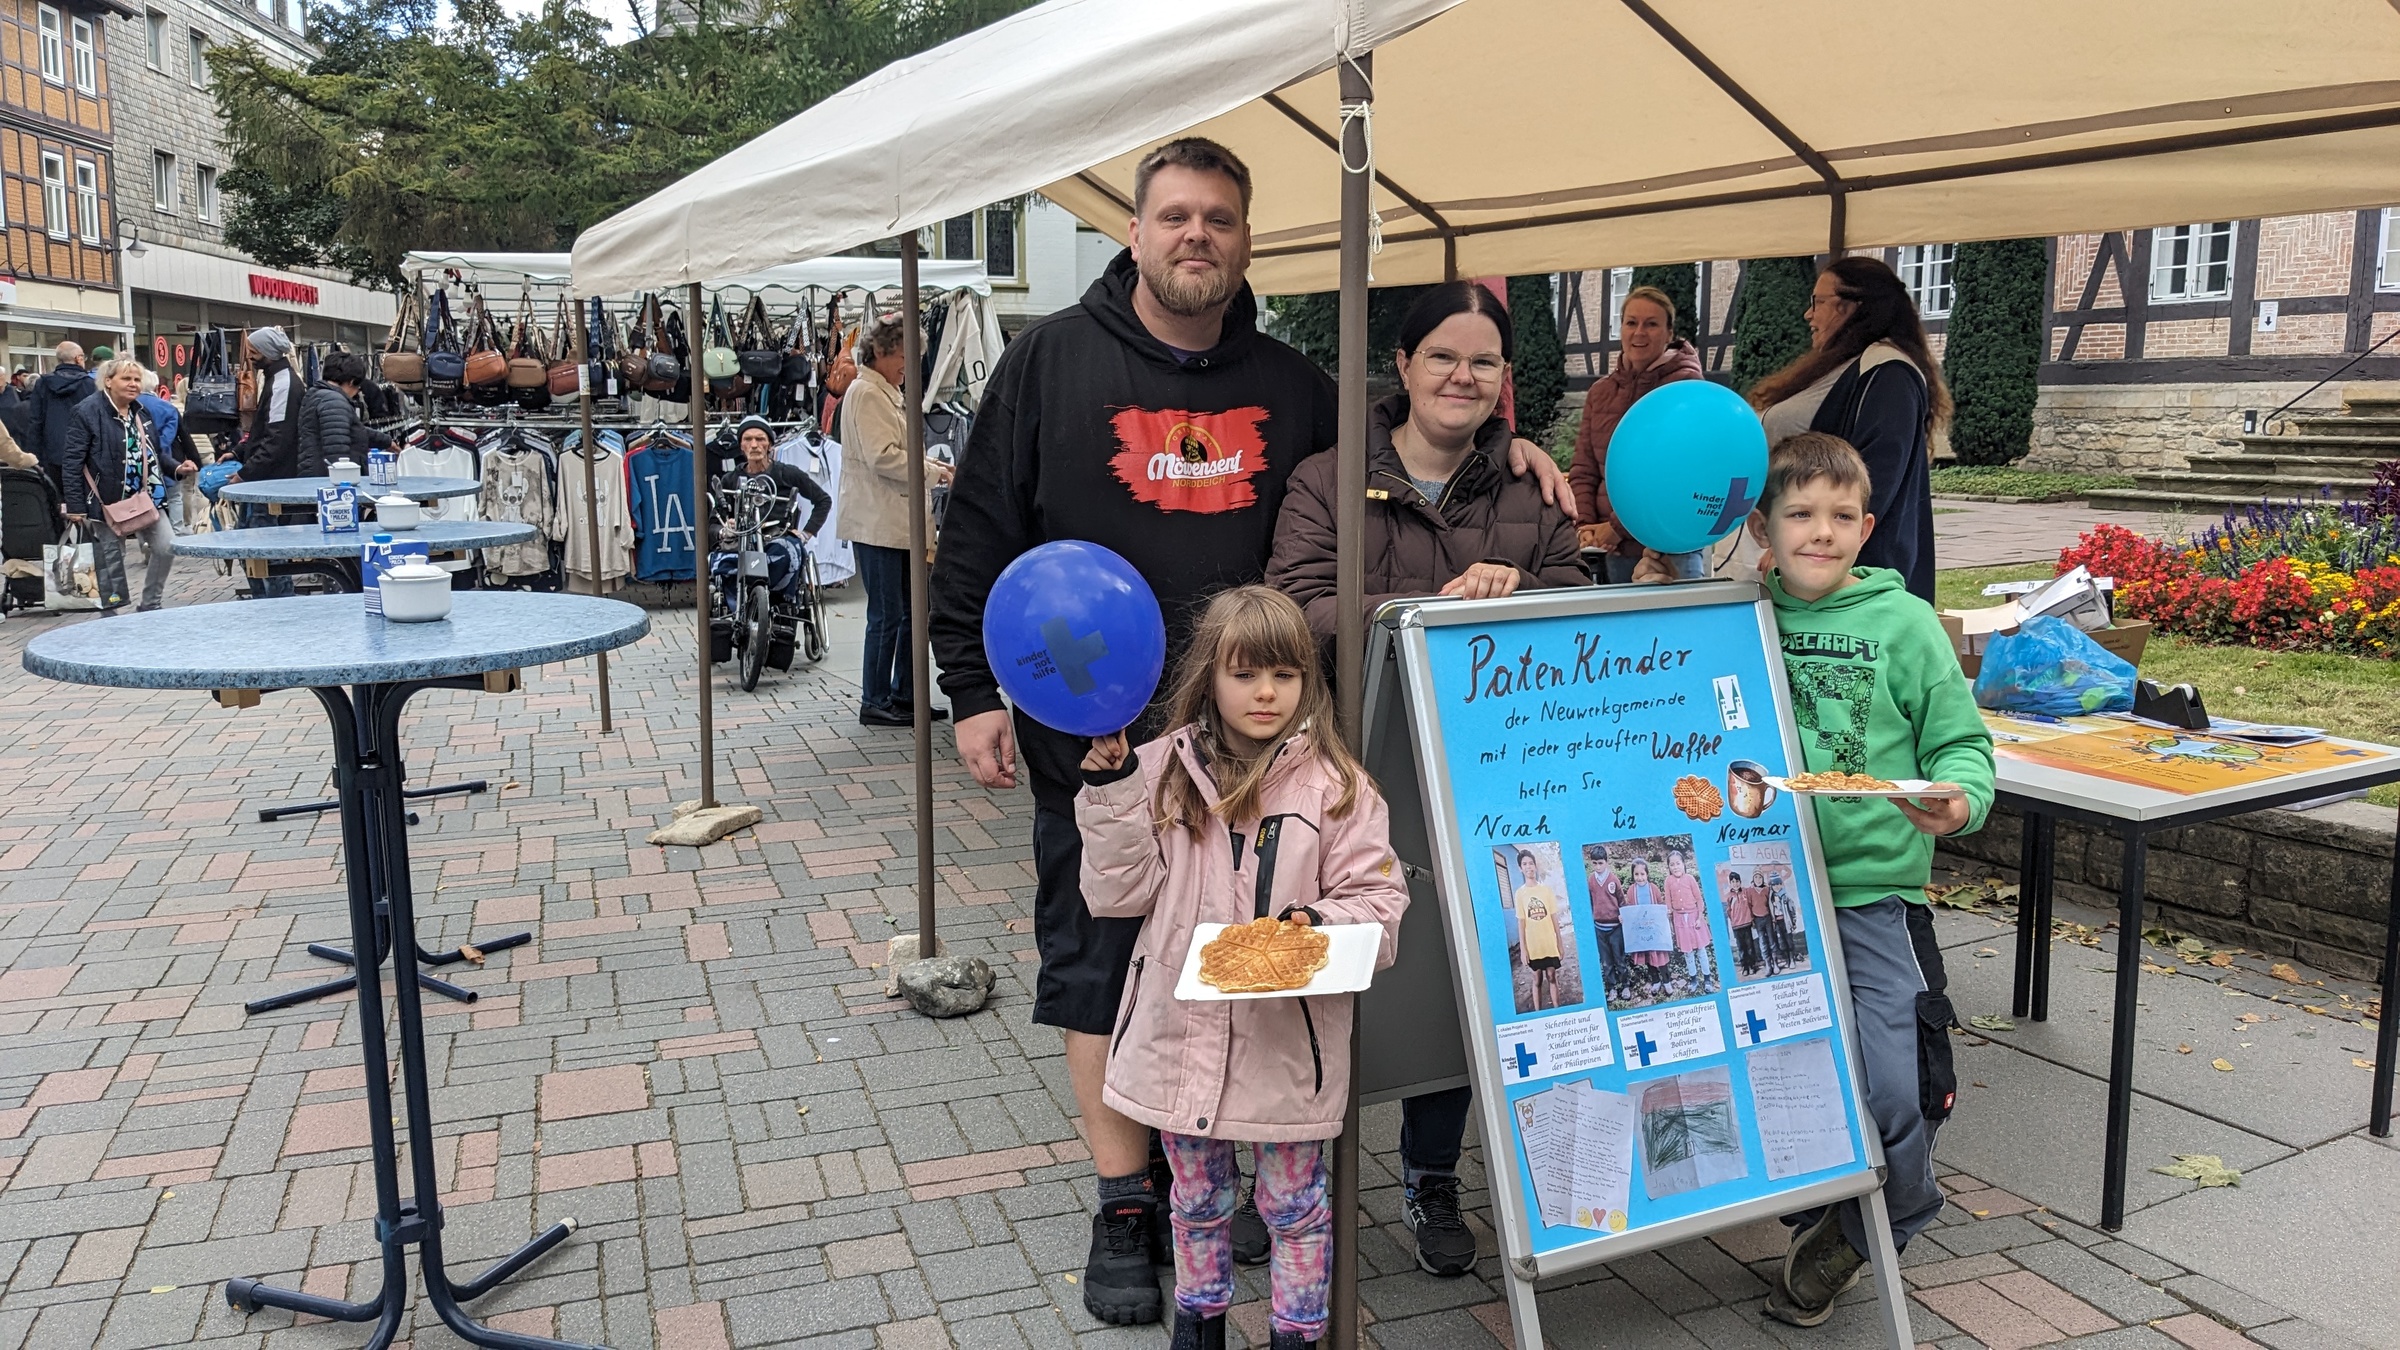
[1602,382,1770,556]
[984,540,1167,737]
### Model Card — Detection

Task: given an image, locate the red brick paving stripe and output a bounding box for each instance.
[101,993,197,1024]
[1984,1270,2118,1337]
[2156,1313,2262,1349]
[907,1171,1021,1201]
[538,1144,637,1192]
[1949,1186,2042,1218]
[658,1031,760,1060]
[654,1302,732,1350]
[1914,1280,2077,1350]
[93,1145,221,1181]
[538,1063,649,1121]
[132,1084,250,1109]
[0,967,78,1002]
[28,1067,115,1108]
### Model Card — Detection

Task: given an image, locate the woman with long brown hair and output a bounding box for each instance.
[1749,257,1952,601]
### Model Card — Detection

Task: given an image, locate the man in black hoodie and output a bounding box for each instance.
[930,137,1567,1328]
[26,342,98,494]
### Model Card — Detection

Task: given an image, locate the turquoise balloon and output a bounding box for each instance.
[1602,381,1770,555]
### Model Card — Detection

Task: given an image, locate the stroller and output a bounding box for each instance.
[0,465,61,613]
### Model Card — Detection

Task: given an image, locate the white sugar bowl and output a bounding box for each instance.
[374,494,421,529]
[327,457,361,485]
[379,562,453,622]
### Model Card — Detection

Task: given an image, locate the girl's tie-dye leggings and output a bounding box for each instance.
[1160,1132,1330,1339]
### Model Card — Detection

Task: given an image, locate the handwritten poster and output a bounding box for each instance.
[1990,716,2393,795]
[1400,591,1876,1261]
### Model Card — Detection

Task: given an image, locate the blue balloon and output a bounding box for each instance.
[1602,380,1771,555]
[983,540,1167,737]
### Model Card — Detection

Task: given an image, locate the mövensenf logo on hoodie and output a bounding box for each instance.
[1107,406,1271,514]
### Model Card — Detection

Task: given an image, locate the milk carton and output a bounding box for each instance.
[361,532,433,616]
[367,449,398,489]
[317,483,360,533]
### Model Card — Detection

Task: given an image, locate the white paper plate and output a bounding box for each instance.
[1172,922,1385,1002]
[1764,776,1965,800]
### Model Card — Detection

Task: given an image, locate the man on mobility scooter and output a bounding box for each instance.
[709,414,832,690]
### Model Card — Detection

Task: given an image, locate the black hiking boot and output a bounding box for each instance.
[1082,1197,1162,1325]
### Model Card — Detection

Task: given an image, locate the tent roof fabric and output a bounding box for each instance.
[407,251,993,297]
[574,0,2400,297]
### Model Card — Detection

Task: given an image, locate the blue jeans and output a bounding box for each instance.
[1400,1085,1473,1190]
[854,542,911,713]
[1604,550,1709,584]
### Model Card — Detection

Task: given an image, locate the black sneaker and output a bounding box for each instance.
[1230,1180,1269,1266]
[1400,1176,1476,1277]
[1082,1198,1163,1325]
[1766,1208,1868,1328]
[858,704,911,727]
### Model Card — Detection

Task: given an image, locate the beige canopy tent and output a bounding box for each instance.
[574,3,2400,1343]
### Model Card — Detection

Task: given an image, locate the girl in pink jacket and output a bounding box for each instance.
[1078,586,1409,1350]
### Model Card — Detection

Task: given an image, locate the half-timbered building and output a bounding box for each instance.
[0,0,133,365]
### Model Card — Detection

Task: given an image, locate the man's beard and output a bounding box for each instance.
[1139,246,1245,318]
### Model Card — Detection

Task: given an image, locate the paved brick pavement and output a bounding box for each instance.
[1931,502,2178,571]
[0,559,2384,1349]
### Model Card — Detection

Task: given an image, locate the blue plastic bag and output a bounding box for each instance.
[1972,614,2137,716]
[197,460,242,502]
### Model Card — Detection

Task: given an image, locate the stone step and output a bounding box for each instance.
[2084,487,2326,512]
[2185,452,2383,480]
[2343,395,2400,418]
[2126,471,2370,499]
[2235,432,2400,458]
[2285,414,2400,437]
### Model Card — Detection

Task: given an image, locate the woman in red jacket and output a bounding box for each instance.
[1567,285,1705,581]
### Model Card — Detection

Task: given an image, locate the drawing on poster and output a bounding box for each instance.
[1496,843,1584,1014]
[1584,834,1719,1010]
[1637,1066,1749,1200]
[1745,1037,1856,1180]
[1718,842,1812,982]
[1514,1079,1637,1233]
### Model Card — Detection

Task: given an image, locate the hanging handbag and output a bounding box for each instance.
[701,294,739,385]
[546,292,582,396]
[380,289,426,388]
[236,334,259,415]
[778,301,815,387]
[506,287,548,390]
[187,329,239,419]
[737,295,782,381]
[585,297,619,397]
[86,468,161,539]
[622,295,656,389]
[644,297,683,391]
[462,295,509,388]
[426,289,467,390]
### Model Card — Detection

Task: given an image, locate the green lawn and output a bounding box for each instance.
[1928,465,2137,500]
[1937,563,2400,804]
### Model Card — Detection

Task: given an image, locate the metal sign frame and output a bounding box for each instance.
[1366,581,1912,1350]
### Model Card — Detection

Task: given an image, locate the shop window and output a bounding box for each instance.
[197,165,217,222]
[153,151,177,213]
[188,29,208,88]
[75,160,100,244]
[1603,266,1633,339]
[983,204,1017,279]
[145,10,166,69]
[942,214,975,261]
[37,6,63,84]
[2151,222,2236,303]
[70,16,94,94]
[41,154,68,239]
[2379,208,2399,293]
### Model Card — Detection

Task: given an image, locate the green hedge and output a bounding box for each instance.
[1944,239,2048,466]
[1730,257,1815,393]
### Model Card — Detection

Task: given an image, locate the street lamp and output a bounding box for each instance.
[119,223,146,257]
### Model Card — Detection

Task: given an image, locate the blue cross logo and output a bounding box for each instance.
[1708,477,1759,536]
[1741,1010,1769,1045]
[1039,617,1110,696]
[1507,1043,1538,1078]
[2333,747,2369,758]
[1630,1031,1659,1068]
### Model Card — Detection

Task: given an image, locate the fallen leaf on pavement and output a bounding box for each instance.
[2239,1013,2263,1024]
[2304,1005,2328,1016]
[2269,963,2303,983]
[2209,952,2235,967]
[2357,1059,2377,1070]
[2152,1154,2240,1187]
[2141,961,2180,975]
[2212,1058,2235,1071]
[2175,938,2209,959]
[1971,1209,1990,1218]
[1976,948,1998,958]
[458,943,485,965]
[1969,1014,2017,1032]
[2176,1044,2193,1054]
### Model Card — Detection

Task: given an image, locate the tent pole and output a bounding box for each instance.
[571,297,612,734]
[690,281,715,810]
[900,235,937,958]
[1331,49,1372,1350]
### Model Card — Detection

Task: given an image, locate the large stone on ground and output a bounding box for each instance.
[897,955,993,1018]
[647,800,762,847]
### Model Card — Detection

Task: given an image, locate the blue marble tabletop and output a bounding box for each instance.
[219,476,481,505]
[23,593,649,690]
[175,520,540,560]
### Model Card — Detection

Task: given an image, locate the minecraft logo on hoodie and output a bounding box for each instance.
[1107,405,1272,514]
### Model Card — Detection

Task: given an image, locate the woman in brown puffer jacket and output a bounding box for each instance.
[1268,280,1588,644]
[1567,284,1705,581]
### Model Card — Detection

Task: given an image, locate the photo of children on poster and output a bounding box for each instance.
[1584,834,1721,1009]
[1497,843,1584,1014]
[1717,842,1812,980]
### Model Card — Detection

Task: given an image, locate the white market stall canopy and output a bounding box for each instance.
[405,250,992,297]
[573,0,2400,296]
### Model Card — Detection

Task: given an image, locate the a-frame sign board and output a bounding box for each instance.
[1356,581,1912,1350]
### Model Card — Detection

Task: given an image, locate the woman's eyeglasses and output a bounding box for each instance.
[1415,349,1508,383]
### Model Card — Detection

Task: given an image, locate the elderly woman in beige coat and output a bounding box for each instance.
[838,314,953,727]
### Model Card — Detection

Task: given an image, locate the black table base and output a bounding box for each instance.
[2006,788,2399,1233]
[227,680,597,1350]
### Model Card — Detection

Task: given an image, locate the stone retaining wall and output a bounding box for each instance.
[1936,798,2393,980]
[2022,381,2348,473]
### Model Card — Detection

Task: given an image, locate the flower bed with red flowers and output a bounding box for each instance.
[2058,513,2400,656]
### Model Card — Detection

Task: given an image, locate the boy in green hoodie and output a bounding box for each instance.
[1750,432,1995,1328]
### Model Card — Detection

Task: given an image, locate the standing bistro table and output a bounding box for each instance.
[24,593,648,1350]
[1998,720,2400,1230]
[178,520,539,594]
[219,475,481,512]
